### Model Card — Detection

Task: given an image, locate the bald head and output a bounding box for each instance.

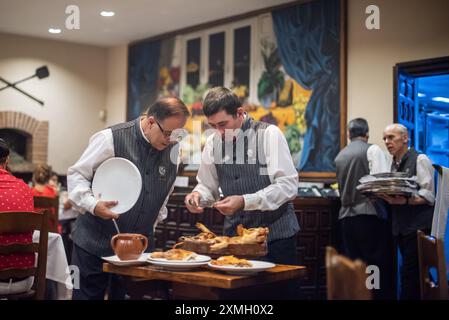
[383,123,408,137]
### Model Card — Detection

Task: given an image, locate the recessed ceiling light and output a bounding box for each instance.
[48,28,61,34]
[432,97,449,103]
[101,11,115,17]
[417,93,426,98]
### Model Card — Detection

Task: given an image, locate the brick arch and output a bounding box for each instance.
[0,111,48,164]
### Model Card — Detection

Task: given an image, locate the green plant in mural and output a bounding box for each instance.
[182,83,210,116]
[182,84,209,105]
[258,39,285,108]
[285,125,302,154]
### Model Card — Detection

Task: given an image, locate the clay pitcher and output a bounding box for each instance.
[111,233,148,260]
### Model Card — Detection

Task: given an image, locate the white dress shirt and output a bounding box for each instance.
[67,119,175,227]
[367,144,390,174]
[193,122,299,211]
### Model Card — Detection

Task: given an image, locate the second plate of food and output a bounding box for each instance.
[147,249,210,270]
[208,259,276,275]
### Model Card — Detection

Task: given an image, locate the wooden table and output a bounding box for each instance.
[103,263,307,299]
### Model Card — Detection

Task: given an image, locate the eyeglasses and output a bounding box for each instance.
[154,119,184,142]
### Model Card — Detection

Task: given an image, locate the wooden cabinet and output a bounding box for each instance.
[155,192,340,300]
[293,198,341,299]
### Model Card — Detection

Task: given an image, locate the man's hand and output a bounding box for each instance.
[214,195,244,216]
[184,192,204,214]
[63,199,73,210]
[93,200,119,219]
[377,194,407,205]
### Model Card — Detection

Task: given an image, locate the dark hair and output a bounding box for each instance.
[0,138,10,164]
[33,163,52,185]
[202,87,242,117]
[145,97,190,120]
[348,118,369,139]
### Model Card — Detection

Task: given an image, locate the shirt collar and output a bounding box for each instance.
[139,117,150,143]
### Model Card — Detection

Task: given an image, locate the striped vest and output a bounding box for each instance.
[73,118,178,257]
[213,117,299,242]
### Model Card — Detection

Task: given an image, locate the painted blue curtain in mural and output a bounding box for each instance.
[127,40,161,120]
[272,0,340,172]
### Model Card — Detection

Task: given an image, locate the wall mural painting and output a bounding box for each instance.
[127,0,342,174]
[248,39,311,167]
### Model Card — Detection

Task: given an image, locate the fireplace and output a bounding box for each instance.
[0,111,48,177]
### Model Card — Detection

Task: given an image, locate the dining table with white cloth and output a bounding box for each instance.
[33,231,72,300]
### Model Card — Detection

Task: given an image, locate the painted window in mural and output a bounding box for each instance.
[127,0,342,174]
[233,26,251,98]
[208,32,225,87]
[186,38,201,89]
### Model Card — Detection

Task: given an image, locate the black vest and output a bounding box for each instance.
[213,117,299,242]
[391,148,434,236]
[73,118,178,257]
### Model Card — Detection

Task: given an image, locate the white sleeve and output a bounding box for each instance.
[192,134,221,203]
[416,154,435,204]
[243,125,299,211]
[367,144,390,174]
[67,129,114,214]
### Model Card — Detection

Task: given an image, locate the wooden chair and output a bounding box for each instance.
[326,246,372,300]
[417,230,448,300]
[0,211,49,300]
[34,196,59,233]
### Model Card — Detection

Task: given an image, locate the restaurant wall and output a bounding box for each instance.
[0,32,108,174]
[105,45,127,127]
[347,0,449,148]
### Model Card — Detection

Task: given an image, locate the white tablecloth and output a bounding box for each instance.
[33,231,71,300]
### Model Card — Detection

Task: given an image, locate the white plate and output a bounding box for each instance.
[92,157,142,214]
[147,255,211,271]
[102,253,150,266]
[207,260,276,275]
[148,254,211,264]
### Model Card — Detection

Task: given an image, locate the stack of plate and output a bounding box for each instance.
[356,172,418,197]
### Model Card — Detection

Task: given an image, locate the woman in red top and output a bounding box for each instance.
[0,138,36,294]
[32,164,58,232]
[32,164,57,198]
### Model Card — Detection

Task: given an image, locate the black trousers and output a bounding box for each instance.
[340,215,393,299]
[266,235,298,265]
[396,229,429,300]
[60,218,76,266]
[264,235,302,299]
[71,244,127,300]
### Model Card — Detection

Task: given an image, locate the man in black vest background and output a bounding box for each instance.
[335,118,392,299]
[68,97,189,300]
[380,123,435,300]
[184,87,300,267]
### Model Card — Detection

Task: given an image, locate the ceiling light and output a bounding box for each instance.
[48,28,61,34]
[432,97,449,103]
[417,93,426,98]
[101,11,115,17]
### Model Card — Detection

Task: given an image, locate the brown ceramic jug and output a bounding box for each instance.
[111,233,148,260]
